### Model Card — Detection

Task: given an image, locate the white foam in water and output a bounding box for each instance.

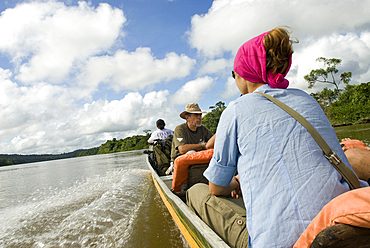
[0,168,152,247]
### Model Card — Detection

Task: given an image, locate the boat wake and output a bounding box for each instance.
[0,168,154,247]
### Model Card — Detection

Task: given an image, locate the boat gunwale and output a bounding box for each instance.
[146,159,229,248]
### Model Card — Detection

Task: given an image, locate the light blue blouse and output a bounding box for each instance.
[204,84,365,247]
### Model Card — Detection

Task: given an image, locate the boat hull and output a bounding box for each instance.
[147,159,229,248]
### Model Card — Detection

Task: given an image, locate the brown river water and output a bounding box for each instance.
[0,123,368,247]
[0,150,187,248]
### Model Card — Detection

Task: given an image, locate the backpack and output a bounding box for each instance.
[144,135,173,176]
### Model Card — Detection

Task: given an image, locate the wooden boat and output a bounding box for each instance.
[146,158,230,248]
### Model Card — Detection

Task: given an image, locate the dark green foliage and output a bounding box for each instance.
[0,158,13,166]
[328,82,370,125]
[0,149,96,167]
[304,57,352,90]
[97,134,150,154]
[74,147,100,157]
[310,87,340,114]
[202,101,227,134]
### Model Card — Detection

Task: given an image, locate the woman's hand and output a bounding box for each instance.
[231,175,242,198]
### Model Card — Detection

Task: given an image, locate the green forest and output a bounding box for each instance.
[310,82,370,126]
[304,57,370,125]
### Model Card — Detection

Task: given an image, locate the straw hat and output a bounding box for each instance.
[180,103,207,119]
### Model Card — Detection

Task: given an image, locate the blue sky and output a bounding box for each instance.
[1,0,370,154]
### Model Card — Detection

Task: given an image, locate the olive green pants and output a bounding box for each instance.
[186,183,249,248]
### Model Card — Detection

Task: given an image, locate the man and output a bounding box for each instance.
[147,119,173,144]
[341,138,370,184]
[171,103,214,162]
[170,103,214,191]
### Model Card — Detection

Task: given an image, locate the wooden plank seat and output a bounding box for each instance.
[310,223,370,248]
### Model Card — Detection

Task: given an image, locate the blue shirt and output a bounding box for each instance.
[204,85,364,247]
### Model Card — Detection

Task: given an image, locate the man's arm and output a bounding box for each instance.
[206,134,216,150]
[209,175,241,198]
[178,143,205,154]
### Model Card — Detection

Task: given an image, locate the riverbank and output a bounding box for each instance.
[0,134,150,166]
[334,123,370,147]
[332,118,370,127]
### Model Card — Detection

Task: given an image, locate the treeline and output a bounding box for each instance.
[311,82,370,125]
[0,149,96,166]
[96,135,150,154]
[0,134,150,166]
[202,101,227,134]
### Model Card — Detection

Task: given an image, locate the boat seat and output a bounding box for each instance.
[310,223,370,248]
[171,149,213,192]
[172,163,209,203]
[186,163,209,190]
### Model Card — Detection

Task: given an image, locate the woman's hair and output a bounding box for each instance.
[263,27,297,75]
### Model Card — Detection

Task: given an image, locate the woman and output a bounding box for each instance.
[186,27,364,248]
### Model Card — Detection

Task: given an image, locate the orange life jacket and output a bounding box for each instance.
[171,149,214,192]
[294,186,370,247]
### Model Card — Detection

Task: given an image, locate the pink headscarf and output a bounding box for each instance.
[234,31,292,89]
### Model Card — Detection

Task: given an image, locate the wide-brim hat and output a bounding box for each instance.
[180,103,207,119]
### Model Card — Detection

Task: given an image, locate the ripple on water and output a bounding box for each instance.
[0,169,153,247]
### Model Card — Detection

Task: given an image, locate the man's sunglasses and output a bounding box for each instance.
[232,71,235,79]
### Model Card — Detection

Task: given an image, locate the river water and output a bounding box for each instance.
[0,123,369,248]
[334,123,370,146]
[0,150,187,248]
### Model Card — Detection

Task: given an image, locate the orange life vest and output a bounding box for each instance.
[171,149,214,192]
[294,186,370,247]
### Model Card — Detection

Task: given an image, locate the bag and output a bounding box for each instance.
[145,135,173,176]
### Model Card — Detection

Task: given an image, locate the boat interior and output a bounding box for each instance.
[161,163,209,203]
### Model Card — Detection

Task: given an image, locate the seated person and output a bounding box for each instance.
[171,103,214,191]
[186,27,365,248]
[147,119,173,144]
[341,138,370,184]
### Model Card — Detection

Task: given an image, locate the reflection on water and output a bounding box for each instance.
[334,123,370,146]
[0,151,186,248]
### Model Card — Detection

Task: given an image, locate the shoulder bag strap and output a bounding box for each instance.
[255,91,360,190]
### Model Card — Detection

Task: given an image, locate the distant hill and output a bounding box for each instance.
[0,133,150,167]
[0,147,99,166]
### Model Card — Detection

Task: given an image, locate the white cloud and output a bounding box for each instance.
[1,0,370,155]
[78,47,196,91]
[218,76,239,99]
[198,58,233,76]
[170,76,214,105]
[289,32,370,92]
[0,1,194,154]
[0,1,126,84]
[188,0,370,58]
[0,86,179,154]
[188,0,370,92]
[0,68,73,139]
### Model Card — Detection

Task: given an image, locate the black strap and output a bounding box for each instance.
[255,91,360,190]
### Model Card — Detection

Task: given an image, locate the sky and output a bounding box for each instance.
[0,0,370,155]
